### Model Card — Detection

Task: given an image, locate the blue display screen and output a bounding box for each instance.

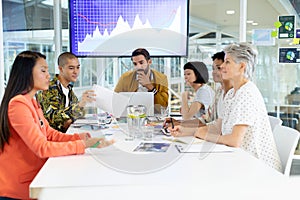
[69,0,189,57]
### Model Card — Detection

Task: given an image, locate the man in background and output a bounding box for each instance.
[211,51,233,120]
[37,52,95,132]
[114,48,169,113]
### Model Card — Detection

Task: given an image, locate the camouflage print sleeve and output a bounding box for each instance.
[36,88,84,132]
[64,90,85,122]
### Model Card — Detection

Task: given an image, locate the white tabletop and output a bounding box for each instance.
[30,124,300,200]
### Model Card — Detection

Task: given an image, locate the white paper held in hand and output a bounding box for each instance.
[91,84,129,117]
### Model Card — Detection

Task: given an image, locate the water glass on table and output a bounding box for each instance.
[126,105,147,140]
[97,112,109,128]
[142,126,155,141]
[158,106,169,121]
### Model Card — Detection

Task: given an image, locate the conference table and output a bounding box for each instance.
[29,121,300,200]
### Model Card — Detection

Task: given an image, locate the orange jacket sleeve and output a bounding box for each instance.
[8,95,85,158]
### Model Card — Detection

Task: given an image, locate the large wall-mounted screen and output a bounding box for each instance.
[69,0,189,57]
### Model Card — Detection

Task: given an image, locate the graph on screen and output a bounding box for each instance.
[69,0,189,57]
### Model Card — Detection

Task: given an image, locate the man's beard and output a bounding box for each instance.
[136,65,150,75]
[144,65,150,74]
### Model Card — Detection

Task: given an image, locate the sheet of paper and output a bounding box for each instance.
[175,142,236,153]
[73,119,98,125]
[91,84,129,116]
[162,136,204,145]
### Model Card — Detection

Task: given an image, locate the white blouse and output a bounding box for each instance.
[221,81,282,172]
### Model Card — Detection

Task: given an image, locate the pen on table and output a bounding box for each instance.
[170,118,174,129]
[175,144,183,153]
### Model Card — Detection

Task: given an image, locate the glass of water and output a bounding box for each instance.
[158,106,169,121]
[126,105,147,140]
[142,126,154,141]
[97,112,108,128]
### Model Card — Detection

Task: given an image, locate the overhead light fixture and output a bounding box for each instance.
[226,10,235,15]
[41,0,68,8]
[41,0,53,6]
[247,20,254,23]
[252,22,258,26]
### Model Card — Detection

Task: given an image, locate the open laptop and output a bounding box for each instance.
[111,92,154,118]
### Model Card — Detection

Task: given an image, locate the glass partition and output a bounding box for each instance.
[2,0,300,131]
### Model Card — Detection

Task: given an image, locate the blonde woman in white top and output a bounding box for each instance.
[170,43,282,172]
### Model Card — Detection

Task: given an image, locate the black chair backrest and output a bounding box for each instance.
[268,112,300,119]
[281,117,298,129]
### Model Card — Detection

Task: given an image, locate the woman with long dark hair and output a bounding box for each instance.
[0,51,113,199]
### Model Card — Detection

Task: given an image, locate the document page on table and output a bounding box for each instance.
[162,136,204,145]
[73,119,98,125]
[175,141,236,153]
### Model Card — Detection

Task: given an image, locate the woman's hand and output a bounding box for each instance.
[84,137,115,148]
[168,125,184,137]
[168,125,196,137]
[163,117,180,129]
[163,118,205,129]
[78,132,91,141]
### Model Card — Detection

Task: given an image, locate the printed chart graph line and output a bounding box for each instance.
[76,8,177,29]
[77,13,118,26]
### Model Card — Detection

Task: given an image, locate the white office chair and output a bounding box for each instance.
[268,115,282,131]
[273,125,300,176]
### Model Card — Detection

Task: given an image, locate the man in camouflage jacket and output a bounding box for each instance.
[36,52,95,132]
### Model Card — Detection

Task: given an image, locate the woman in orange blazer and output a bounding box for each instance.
[0,51,114,200]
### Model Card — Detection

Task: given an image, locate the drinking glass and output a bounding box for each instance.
[142,126,154,141]
[159,106,169,121]
[127,105,147,140]
[97,112,108,128]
